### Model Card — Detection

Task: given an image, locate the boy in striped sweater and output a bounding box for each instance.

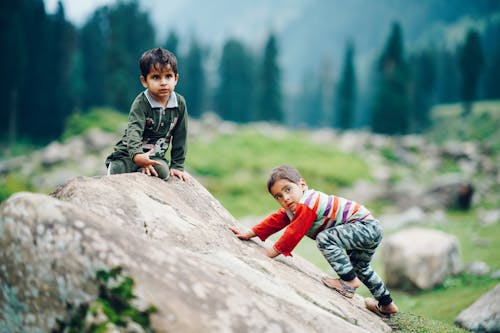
[229,165,398,317]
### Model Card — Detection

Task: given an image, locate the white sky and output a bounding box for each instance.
[45,0,116,26]
[44,0,190,28]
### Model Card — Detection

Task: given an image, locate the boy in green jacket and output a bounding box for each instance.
[105,47,189,181]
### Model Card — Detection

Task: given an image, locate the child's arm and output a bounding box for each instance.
[228,226,280,258]
[170,95,188,179]
[271,204,316,256]
[262,248,280,258]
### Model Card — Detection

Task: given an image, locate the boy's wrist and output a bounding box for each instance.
[264,247,280,258]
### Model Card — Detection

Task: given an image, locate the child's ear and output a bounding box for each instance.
[299,178,308,191]
[140,75,148,88]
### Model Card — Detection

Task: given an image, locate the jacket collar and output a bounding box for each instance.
[144,89,178,109]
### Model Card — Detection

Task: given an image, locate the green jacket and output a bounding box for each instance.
[106,91,188,170]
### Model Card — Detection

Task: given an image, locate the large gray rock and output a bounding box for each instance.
[383,227,461,290]
[0,174,390,333]
[455,284,500,333]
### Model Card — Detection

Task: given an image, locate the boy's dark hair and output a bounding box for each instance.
[267,165,303,193]
[139,47,178,77]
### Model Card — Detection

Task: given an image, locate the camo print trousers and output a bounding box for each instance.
[316,219,390,300]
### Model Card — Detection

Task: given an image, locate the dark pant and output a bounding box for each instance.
[316,220,390,302]
[107,157,170,180]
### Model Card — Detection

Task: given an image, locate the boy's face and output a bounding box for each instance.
[140,64,178,105]
[270,178,307,212]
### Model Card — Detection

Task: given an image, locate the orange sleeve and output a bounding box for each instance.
[252,208,290,241]
[273,203,317,256]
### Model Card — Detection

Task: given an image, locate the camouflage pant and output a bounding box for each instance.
[107,157,170,180]
[316,219,390,300]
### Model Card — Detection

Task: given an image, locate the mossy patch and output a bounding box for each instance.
[52,267,157,333]
[387,312,468,333]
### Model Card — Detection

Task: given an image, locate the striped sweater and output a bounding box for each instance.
[252,189,373,256]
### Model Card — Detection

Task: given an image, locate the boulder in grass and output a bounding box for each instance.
[383,227,461,290]
[455,284,500,333]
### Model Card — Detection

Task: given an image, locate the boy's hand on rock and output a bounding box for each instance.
[262,247,280,258]
[133,150,162,177]
[228,225,255,240]
[170,168,190,181]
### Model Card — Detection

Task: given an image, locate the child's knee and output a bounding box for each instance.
[108,160,127,175]
[154,165,170,180]
[316,230,330,248]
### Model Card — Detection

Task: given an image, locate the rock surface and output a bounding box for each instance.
[0,173,390,333]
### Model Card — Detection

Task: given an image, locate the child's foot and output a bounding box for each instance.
[321,276,357,298]
[365,298,398,317]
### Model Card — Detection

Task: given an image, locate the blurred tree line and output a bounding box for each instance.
[1,0,499,146]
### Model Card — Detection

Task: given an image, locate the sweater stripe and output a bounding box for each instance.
[324,196,333,216]
[342,201,352,223]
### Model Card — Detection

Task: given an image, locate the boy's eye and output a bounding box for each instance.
[152,75,160,80]
[274,194,282,200]
[166,74,173,79]
[285,187,291,193]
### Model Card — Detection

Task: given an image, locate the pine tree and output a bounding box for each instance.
[408,49,436,132]
[295,69,321,128]
[163,30,180,56]
[436,50,459,104]
[106,1,156,113]
[163,30,182,92]
[181,37,206,118]
[482,21,500,99]
[335,40,356,129]
[458,28,484,116]
[215,39,255,123]
[371,22,410,135]
[257,33,283,122]
[80,7,110,110]
[45,2,77,139]
[0,0,27,146]
[80,1,156,113]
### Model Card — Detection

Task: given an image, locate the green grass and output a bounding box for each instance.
[429,100,500,150]
[389,312,469,332]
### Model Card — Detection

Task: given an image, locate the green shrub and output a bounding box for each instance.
[55,267,157,333]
